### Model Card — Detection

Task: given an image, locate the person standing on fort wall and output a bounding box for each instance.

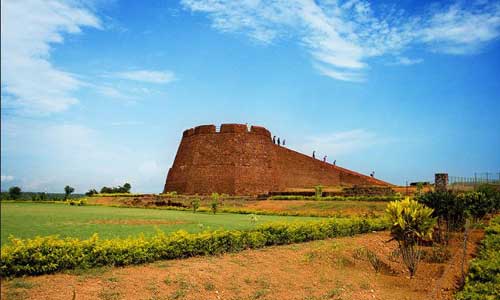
[273,136,276,144]
[313,150,316,159]
[277,137,280,146]
[283,139,286,146]
[323,155,327,162]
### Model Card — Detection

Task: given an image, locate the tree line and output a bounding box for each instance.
[1,182,132,200]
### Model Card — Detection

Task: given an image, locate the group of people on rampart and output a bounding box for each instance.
[312,150,336,166]
[270,133,375,179]
[272,135,285,146]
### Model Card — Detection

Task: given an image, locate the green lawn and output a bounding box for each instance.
[0,202,326,245]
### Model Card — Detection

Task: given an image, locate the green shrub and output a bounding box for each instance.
[8,186,22,200]
[210,193,219,214]
[85,189,98,196]
[0,218,388,277]
[386,198,436,278]
[191,198,200,213]
[314,185,323,199]
[417,190,466,242]
[458,192,493,222]
[64,186,75,200]
[418,190,497,244]
[99,183,132,194]
[455,216,500,300]
[67,199,87,206]
[210,201,218,214]
[475,184,500,211]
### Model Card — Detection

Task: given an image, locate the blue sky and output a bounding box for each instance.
[1,0,500,193]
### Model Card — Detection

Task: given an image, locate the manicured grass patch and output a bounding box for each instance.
[0,202,328,245]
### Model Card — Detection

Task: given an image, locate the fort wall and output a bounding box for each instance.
[164,124,392,195]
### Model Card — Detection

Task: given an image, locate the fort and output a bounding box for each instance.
[163,124,393,195]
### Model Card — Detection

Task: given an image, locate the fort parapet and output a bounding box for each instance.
[164,124,392,195]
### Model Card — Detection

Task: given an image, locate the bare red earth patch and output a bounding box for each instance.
[0,230,483,300]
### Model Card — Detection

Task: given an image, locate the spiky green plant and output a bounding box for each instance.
[386,197,436,278]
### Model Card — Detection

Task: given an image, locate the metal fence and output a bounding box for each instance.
[449,172,500,186]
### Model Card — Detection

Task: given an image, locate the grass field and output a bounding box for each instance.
[0,202,327,245]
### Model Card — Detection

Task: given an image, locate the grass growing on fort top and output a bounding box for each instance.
[0,202,327,245]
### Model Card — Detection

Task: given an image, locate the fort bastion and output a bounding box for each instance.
[163,124,392,195]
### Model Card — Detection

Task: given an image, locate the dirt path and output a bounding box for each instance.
[1,230,483,300]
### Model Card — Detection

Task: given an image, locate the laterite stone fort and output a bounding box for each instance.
[163,124,392,195]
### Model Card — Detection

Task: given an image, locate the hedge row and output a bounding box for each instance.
[269,195,402,201]
[0,218,387,277]
[455,216,500,300]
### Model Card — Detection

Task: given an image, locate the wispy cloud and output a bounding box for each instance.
[1,175,14,182]
[110,121,144,126]
[95,85,137,101]
[113,70,176,84]
[420,2,500,54]
[1,0,101,114]
[390,56,424,66]
[182,0,500,82]
[295,129,379,158]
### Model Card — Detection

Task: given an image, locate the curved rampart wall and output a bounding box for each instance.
[164,124,391,195]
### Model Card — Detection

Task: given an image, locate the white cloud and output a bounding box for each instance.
[95,85,137,102]
[113,70,176,84]
[182,0,500,82]
[314,63,365,82]
[420,2,500,54]
[1,0,101,114]
[1,175,14,182]
[391,56,424,66]
[110,121,144,126]
[295,129,378,157]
